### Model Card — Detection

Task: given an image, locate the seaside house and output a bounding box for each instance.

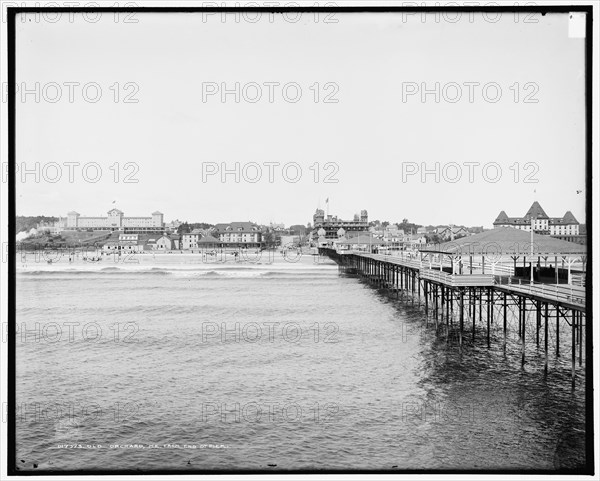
[212,222,262,248]
[154,235,174,251]
[182,229,204,250]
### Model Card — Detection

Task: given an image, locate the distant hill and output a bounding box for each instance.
[16,216,57,234]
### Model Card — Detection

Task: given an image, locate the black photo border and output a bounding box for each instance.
[5,4,595,476]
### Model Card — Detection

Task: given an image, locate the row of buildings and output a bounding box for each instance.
[310,209,427,250]
[46,209,265,251]
[102,228,263,253]
[310,208,473,245]
[38,200,585,252]
[47,209,265,252]
[103,224,263,253]
[311,201,585,249]
[102,232,182,253]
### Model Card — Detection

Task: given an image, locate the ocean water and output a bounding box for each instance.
[14,251,587,472]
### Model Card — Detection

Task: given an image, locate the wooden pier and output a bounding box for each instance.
[319,228,588,387]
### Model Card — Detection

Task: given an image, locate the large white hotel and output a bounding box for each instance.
[55,208,168,233]
[493,201,584,244]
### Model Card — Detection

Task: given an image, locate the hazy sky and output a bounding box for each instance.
[15,10,587,228]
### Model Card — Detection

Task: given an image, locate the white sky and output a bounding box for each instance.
[14,10,587,227]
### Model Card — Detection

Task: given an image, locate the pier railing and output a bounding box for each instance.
[344,251,423,270]
[499,278,586,306]
[419,269,495,287]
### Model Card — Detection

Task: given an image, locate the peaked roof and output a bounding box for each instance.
[213,222,258,231]
[420,227,586,255]
[562,211,579,224]
[439,226,469,234]
[107,208,124,214]
[524,201,548,219]
[198,234,221,244]
[494,210,509,223]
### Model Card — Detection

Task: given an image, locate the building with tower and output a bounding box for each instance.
[311,208,369,242]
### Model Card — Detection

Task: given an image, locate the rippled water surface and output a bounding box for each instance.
[15,252,587,471]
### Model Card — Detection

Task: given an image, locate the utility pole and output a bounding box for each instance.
[530,217,534,285]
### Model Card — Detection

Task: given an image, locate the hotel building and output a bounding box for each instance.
[56,209,166,233]
[493,201,583,243]
[211,222,262,247]
[312,208,369,241]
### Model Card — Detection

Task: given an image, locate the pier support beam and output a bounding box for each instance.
[544,303,548,374]
[450,289,453,326]
[536,301,541,347]
[459,289,464,348]
[439,286,443,325]
[487,288,491,348]
[503,292,507,351]
[579,312,583,367]
[434,284,439,327]
[521,297,525,368]
[572,311,576,388]
[556,305,560,357]
[472,289,476,341]
[518,295,522,338]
